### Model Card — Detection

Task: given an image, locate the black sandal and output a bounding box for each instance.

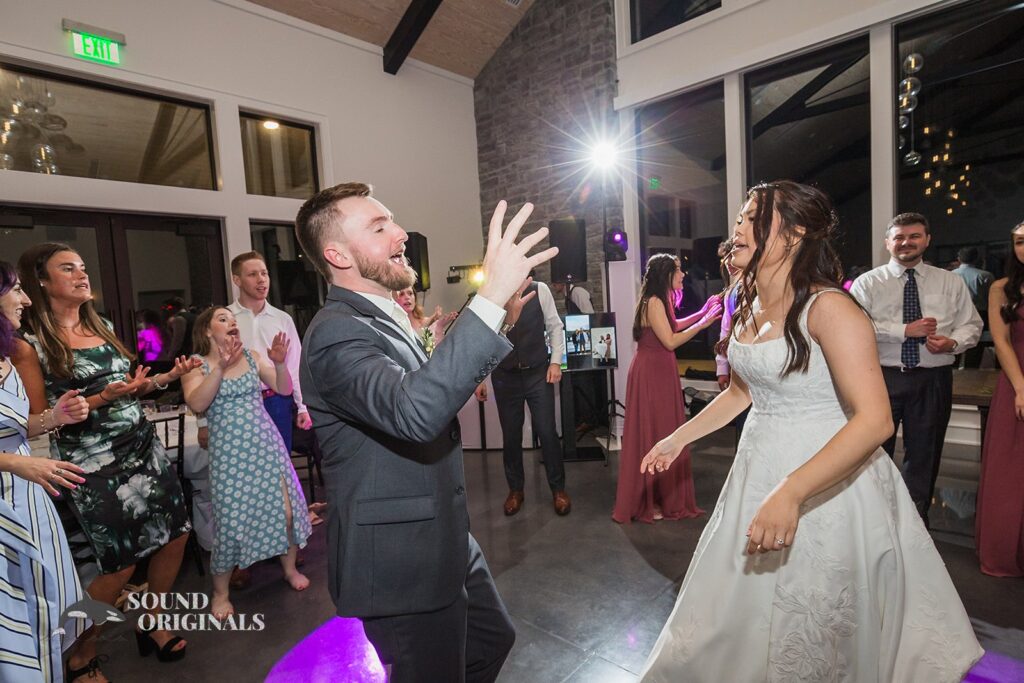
[135,623,187,662]
[65,654,110,682]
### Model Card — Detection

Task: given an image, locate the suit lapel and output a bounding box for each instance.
[328,286,429,364]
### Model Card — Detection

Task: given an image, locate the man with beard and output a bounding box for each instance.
[296,182,557,682]
[850,212,981,526]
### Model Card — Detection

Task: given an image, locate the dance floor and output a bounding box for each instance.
[265,616,1024,682]
[100,431,1024,682]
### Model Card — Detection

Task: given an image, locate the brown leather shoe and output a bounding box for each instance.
[553,490,571,516]
[230,567,251,590]
[503,490,524,516]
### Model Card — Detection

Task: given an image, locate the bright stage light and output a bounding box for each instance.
[589,141,618,170]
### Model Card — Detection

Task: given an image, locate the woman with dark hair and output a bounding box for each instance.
[638,182,982,681]
[17,243,199,681]
[611,253,722,524]
[0,260,91,682]
[180,307,311,620]
[975,220,1024,577]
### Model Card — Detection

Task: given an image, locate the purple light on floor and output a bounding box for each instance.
[266,617,385,683]
[963,651,1024,683]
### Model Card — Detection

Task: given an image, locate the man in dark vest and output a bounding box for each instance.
[487,280,571,516]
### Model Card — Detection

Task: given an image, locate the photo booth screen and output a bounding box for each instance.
[560,312,617,372]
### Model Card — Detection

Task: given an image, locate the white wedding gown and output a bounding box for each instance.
[641,291,983,682]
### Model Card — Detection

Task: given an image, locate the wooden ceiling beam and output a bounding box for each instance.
[383,0,445,75]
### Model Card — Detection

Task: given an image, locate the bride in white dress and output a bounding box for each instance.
[639,181,983,682]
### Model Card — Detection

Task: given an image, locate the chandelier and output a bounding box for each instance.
[0,69,85,175]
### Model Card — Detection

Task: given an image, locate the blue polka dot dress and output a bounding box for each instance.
[200,350,311,574]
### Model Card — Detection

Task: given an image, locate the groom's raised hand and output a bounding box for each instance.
[476,201,558,307]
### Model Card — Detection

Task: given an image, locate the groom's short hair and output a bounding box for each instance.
[295,182,373,280]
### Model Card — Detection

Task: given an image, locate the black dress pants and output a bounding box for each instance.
[880,365,953,523]
[491,366,565,492]
[362,534,515,683]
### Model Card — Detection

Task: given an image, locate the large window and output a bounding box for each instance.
[240,114,318,199]
[895,0,1024,278]
[746,37,872,272]
[630,0,721,43]
[635,81,727,357]
[0,64,215,189]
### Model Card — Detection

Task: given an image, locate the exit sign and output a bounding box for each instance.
[71,32,121,65]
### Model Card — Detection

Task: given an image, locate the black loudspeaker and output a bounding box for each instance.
[406,232,430,291]
[549,218,588,283]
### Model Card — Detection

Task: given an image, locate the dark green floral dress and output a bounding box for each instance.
[28,335,191,574]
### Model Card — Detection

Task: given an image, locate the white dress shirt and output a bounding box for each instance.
[227,300,307,414]
[536,282,566,364]
[849,259,982,369]
[568,285,595,314]
[356,291,507,344]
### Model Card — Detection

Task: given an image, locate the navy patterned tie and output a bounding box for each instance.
[902,268,924,368]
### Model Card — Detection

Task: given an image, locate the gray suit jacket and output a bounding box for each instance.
[300,286,511,618]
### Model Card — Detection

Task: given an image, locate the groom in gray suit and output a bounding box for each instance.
[296,182,557,682]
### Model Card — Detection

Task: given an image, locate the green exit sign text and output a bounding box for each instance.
[71,32,121,65]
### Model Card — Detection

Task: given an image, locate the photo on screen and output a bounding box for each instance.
[564,314,592,355]
[591,327,617,366]
[562,312,617,371]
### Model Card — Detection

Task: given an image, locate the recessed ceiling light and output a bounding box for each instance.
[263,120,280,130]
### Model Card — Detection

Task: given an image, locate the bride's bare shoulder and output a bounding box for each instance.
[807,289,872,341]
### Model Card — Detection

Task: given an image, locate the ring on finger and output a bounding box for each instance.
[755,543,762,551]
[776,537,785,546]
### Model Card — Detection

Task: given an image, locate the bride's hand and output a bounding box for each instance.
[640,433,684,475]
[746,481,801,554]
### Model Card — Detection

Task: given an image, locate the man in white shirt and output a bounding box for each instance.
[484,280,571,516]
[850,212,982,525]
[225,251,311,453]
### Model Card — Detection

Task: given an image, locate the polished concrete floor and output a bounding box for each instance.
[93,429,1024,682]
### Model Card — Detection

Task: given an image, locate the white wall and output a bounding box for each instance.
[0,0,483,313]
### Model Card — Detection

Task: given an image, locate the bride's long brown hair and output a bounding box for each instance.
[723,181,852,377]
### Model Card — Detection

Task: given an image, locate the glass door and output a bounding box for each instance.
[0,207,118,319]
[0,206,226,358]
[110,215,226,367]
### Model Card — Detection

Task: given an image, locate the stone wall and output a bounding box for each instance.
[474,0,621,312]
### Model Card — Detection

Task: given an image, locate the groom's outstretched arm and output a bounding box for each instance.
[306,305,511,444]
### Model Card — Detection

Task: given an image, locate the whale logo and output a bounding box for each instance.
[52,598,126,636]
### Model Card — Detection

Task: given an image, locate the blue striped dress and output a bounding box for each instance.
[0,362,84,682]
